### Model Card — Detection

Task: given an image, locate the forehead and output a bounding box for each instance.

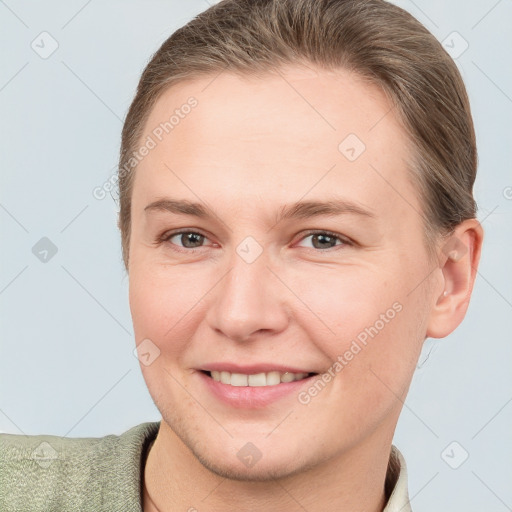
[134,65,418,222]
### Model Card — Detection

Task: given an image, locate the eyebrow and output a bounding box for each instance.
[144,198,376,225]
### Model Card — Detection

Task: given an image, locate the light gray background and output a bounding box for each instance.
[1,1,511,511]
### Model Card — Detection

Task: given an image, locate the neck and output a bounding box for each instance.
[143,421,395,512]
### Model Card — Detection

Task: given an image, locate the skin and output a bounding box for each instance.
[127,65,483,511]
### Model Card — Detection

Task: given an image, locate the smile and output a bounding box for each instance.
[198,369,319,408]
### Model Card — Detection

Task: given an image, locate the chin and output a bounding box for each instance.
[160,408,319,482]
[192,447,315,483]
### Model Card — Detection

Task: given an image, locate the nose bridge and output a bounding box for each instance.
[206,238,288,342]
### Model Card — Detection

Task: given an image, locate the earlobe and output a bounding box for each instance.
[426,219,484,339]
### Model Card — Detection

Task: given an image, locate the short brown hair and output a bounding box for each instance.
[118,0,477,269]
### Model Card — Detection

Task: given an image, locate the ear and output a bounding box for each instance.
[426,219,484,339]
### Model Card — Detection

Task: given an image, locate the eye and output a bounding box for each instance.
[296,230,351,250]
[161,230,214,251]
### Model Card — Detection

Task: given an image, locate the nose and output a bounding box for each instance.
[205,247,289,343]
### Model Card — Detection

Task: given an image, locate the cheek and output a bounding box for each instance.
[129,261,221,370]
[290,261,427,396]
[286,261,415,347]
[129,265,191,356]
[296,295,425,438]
[129,267,200,406]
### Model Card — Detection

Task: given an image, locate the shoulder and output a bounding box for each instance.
[0,421,160,512]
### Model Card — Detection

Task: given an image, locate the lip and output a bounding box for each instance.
[197,370,317,408]
[199,362,316,374]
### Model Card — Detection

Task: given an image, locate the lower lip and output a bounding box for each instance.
[198,371,316,408]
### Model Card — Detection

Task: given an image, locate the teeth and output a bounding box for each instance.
[266,371,281,386]
[209,370,310,387]
[248,373,266,386]
[280,372,295,383]
[230,373,248,387]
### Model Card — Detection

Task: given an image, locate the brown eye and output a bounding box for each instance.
[164,231,209,250]
[174,232,204,248]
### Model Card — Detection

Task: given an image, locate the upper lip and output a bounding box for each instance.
[199,363,318,374]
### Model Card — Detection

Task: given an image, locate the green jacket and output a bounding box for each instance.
[0,421,159,511]
[0,421,412,511]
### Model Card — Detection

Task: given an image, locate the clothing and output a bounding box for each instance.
[0,421,412,511]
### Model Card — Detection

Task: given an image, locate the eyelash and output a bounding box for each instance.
[158,229,353,253]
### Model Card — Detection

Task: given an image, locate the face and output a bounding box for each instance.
[128,65,441,480]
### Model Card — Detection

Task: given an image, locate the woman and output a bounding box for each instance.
[1,0,483,510]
